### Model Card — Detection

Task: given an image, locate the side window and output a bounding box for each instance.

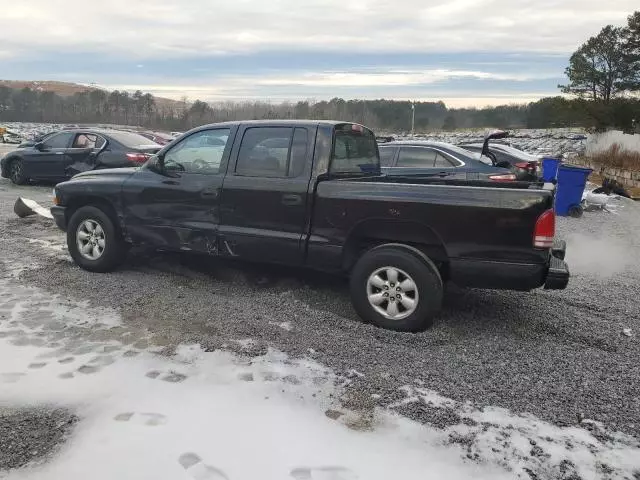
[163,129,230,174]
[72,134,105,149]
[288,128,308,178]
[379,147,396,167]
[236,127,292,178]
[434,152,455,168]
[397,147,436,167]
[42,133,73,149]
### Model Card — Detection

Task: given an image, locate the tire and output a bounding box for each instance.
[349,244,443,332]
[568,205,583,218]
[9,159,27,185]
[67,206,126,272]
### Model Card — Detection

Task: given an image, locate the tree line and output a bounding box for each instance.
[0,11,638,134]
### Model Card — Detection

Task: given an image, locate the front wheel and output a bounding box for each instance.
[9,159,27,185]
[67,206,126,272]
[349,245,443,332]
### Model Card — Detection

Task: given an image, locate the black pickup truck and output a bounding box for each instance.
[51,120,569,332]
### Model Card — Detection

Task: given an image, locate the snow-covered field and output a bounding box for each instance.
[394,128,588,159]
[1,257,639,480]
[1,122,588,159]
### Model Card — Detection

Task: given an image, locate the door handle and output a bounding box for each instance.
[162,180,179,185]
[281,194,302,206]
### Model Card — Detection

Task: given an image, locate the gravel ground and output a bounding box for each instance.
[0,407,77,471]
[1,174,639,476]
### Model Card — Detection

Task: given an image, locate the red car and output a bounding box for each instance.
[139,131,174,146]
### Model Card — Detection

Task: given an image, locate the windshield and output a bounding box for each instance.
[108,131,161,148]
[330,125,379,174]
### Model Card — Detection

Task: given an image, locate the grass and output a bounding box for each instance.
[587,144,640,171]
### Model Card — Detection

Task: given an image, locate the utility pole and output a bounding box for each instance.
[411,102,415,136]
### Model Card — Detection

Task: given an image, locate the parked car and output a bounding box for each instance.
[378,140,517,181]
[1,129,162,184]
[138,131,175,146]
[0,129,23,144]
[459,130,540,181]
[51,120,569,332]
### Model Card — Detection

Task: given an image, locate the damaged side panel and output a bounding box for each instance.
[121,169,223,255]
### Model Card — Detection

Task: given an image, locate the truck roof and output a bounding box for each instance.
[193,119,363,130]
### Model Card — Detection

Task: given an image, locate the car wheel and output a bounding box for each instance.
[67,206,126,272]
[9,159,27,185]
[568,205,584,218]
[349,244,443,332]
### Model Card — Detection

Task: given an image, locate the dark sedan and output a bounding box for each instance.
[459,142,540,181]
[378,141,516,181]
[1,129,161,184]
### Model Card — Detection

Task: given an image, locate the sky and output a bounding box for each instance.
[0,0,637,107]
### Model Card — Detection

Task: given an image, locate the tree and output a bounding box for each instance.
[442,114,457,131]
[560,26,632,103]
[622,11,640,92]
[0,86,12,114]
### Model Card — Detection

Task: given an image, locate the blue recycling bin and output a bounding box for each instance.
[555,165,593,217]
[541,157,561,182]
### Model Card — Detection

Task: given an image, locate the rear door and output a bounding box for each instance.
[66,133,107,175]
[391,146,462,178]
[28,132,74,179]
[219,125,315,265]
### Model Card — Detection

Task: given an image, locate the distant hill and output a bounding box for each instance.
[0,80,183,110]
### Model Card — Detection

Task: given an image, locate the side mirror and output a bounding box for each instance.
[147,154,165,174]
[34,142,45,151]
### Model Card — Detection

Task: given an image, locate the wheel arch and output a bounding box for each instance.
[65,196,122,235]
[342,219,449,279]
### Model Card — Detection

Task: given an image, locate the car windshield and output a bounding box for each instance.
[330,125,379,174]
[107,131,161,148]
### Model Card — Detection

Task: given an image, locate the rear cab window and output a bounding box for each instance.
[330,124,379,175]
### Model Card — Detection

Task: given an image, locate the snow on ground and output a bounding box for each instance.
[0,277,510,480]
[2,264,640,480]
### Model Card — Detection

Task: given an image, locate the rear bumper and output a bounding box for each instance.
[449,239,569,291]
[544,240,569,290]
[51,206,67,231]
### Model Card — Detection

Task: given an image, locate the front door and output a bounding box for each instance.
[29,132,74,179]
[219,125,314,265]
[122,127,235,254]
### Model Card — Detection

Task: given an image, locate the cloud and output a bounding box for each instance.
[0,0,635,104]
[0,0,637,59]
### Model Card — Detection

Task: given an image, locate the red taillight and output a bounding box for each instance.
[488,173,517,182]
[534,209,555,248]
[126,153,151,164]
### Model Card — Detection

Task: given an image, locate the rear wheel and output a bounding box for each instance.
[350,245,443,332]
[9,159,27,185]
[568,205,584,218]
[67,206,126,272]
